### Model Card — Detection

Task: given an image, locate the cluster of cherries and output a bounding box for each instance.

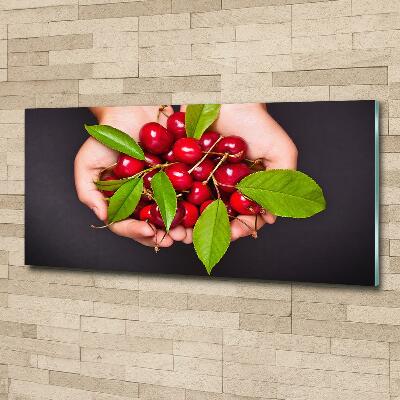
[101,111,262,230]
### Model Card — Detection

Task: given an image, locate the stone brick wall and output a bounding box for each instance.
[0,0,399,398]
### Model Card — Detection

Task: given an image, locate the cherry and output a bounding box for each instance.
[101,174,117,198]
[132,196,151,219]
[187,182,212,205]
[229,191,261,215]
[162,149,176,162]
[114,154,145,178]
[181,201,199,228]
[144,152,161,167]
[214,162,251,193]
[173,138,202,164]
[143,169,157,189]
[165,163,193,191]
[139,204,152,221]
[139,122,174,154]
[167,112,186,140]
[191,159,214,181]
[215,136,247,163]
[150,202,185,229]
[200,199,213,214]
[199,131,220,152]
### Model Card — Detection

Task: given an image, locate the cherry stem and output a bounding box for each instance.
[99,162,117,175]
[212,176,221,199]
[146,220,159,253]
[203,153,228,184]
[90,222,114,229]
[188,136,223,174]
[158,105,171,120]
[234,217,257,239]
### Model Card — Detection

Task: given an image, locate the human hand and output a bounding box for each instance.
[180,103,298,243]
[74,106,187,248]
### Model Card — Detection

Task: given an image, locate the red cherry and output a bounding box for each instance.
[181,201,199,228]
[167,112,186,140]
[162,149,176,162]
[143,169,157,189]
[139,122,174,154]
[150,202,185,229]
[200,199,213,214]
[144,152,161,167]
[173,138,202,164]
[101,174,117,198]
[224,201,237,217]
[214,162,251,193]
[114,154,145,178]
[215,136,247,163]
[187,182,212,205]
[229,191,261,215]
[132,196,151,219]
[139,204,152,221]
[191,159,214,181]
[199,131,220,152]
[165,163,193,191]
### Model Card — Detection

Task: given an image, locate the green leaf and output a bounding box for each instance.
[193,199,231,275]
[151,171,177,231]
[236,170,326,218]
[95,177,132,191]
[107,178,143,223]
[85,124,144,160]
[185,104,221,139]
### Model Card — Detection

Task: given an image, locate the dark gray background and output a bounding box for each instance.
[25,101,377,285]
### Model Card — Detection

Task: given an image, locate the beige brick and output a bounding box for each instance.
[330,84,388,101]
[390,66,400,84]
[139,44,191,62]
[293,48,392,70]
[173,340,222,360]
[9,379,93,400]
[391,240,400,256]
[188,294,290,316]
[8,365,49,384]
[174,356,222,376]
[139,291,187,310]
[235,22,290,41]
[293,34,352,53]
[293,0,351,20]
[139,13,190,31]
[124,75,220,94]
[331,338,389,359]
[191,6,291,28]
[79,0,171,20]
[6,150,23,165]
[223,377,276,398]
[352,0,400,15]
[274,67,387,87]
[139,26,235,47]
[140,59,235,77]
[278,384,389,400]
[8,34,92,53]
[293,301,347,321]
[79,93,171,107]
[80,361,125,381]
[0,349,29,366]
[92,62,138,79]
[224,344,275,365]
[240,313,291,333]
[79,79,124,95]
[277,349,388,374]
[127,320,222,344]
[0,110,24,123]
[93,302,138,320]
[172,91,221,104]
[37,326,80,344]
[8,64,93,81]
[38,355,80,374]
[81,347,173,370]
[355,30,400,50]
[93,31,137,48]
[140,383,184,400]
[81,316,126,334]
[49,371,139,398]
[347,305,400,326]
[0,5,77,24]
[139,307,239,328]
[126,365,222,392]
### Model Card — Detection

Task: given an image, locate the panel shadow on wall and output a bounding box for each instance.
[25,101,377,286]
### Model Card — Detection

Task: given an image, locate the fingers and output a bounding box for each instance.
[168,225,187,242]
[74,149,108,221]
[159,106,174,127]
[230,215,266,241]
[262,211,277,224]
[108,219,174,248]
[183,228,193,244]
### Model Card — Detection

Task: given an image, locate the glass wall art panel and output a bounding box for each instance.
[25,101,379,285]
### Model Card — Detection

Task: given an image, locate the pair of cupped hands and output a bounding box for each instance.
[74,104,298,248]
